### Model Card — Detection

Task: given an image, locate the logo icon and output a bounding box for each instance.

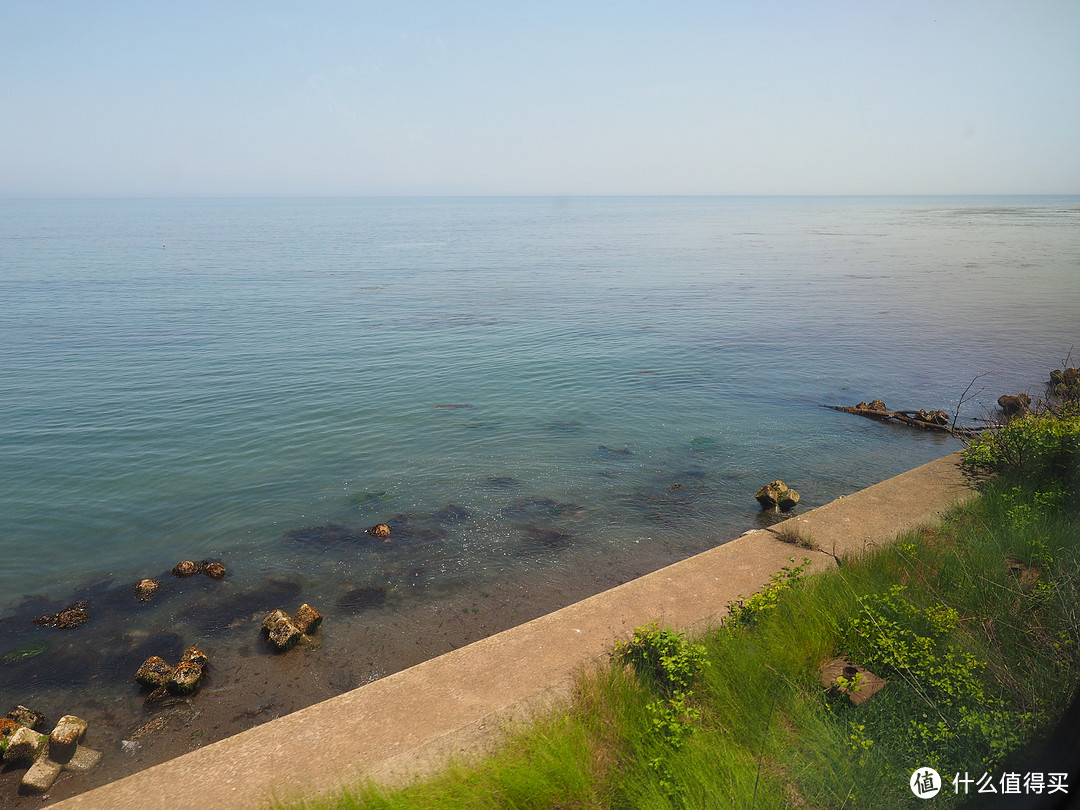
[911,767,942,798]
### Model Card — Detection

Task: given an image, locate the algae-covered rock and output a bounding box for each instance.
[7,705,45,729]
[755,481,788,510]
[167,661,204,696]
[33,602,90,629]
[201,561,227,579]
[49,715,87,763]
[367,523,392,539]
[135,656,174,688]
[172,560,200,577]
[180,646,209,668]
[778,489,800,511]
[261,609,290,634]
[133,578,161,602]
[292,603,323,635]
[2,726,47,763]
[267,617,302,652]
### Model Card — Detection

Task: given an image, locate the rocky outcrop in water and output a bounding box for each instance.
[171,560,227,579]
[1049,367,1080,400]
[367,523,391,539]
[756,481,800,512]
[262,604,322,652]
[133,578,161,602]
[997,392,1032,417]
[135,646,209,697]
[32,601,90,629]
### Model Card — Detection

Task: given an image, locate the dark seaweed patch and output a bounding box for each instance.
[178,578,302,636]
[522,527,573,551]
[431,503,470,525]
[283,524,365,545]
[335,586,389,612]
[502,497,585,520]
[484,476,521,490]
[595,445,633,459]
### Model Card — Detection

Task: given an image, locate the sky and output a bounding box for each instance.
[2,1,1079,197]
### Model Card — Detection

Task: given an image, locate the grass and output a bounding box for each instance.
[279,469,1080,810]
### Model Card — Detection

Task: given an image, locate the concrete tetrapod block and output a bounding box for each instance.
[22,756,63,794]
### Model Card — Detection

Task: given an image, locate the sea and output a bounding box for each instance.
[0,195,1078,794]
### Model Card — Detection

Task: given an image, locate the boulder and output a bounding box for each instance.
[180,646,209,667]
[33,602,90,629]
[267,617,302,652]
[167,661,203,696]
[135,656,174,688]
[292,604,323,635]
[755,481,786,510]
[48,715,87,763]
[7,705,45,729]
[63,745,103,773]
[201,561,227,579]
[172,560,200,577]
[997,393,1031,416]
[133,578,161,602]
[367,523,392,540]
[778,489,800,511]
[261,609,290,634]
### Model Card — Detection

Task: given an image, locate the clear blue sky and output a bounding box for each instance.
[3,1,1078,196]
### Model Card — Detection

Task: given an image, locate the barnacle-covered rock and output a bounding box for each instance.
[134,578,161,602]
[367,523,392,539]
[267,617,302,652]
[48,715,87,763]
[135,656,174,688]
[180,646,209,667]
[172,560,200,577]
[167,661,204,696]
[292,603,323,635]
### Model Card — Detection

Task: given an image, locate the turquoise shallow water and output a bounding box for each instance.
[2,196,1078,607]
[0,197,1078,714]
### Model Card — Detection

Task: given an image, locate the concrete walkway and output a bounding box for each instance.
[53,452,976,809]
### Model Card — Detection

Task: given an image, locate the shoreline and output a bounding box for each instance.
[39,452,976,809]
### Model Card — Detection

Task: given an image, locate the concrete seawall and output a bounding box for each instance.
[53,452,976,809]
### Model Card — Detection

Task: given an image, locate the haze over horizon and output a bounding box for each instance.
[3,1,1079,198]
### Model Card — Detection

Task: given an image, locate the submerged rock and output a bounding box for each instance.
[172,560,200,577]
[262,604,322,652]
[336,585,388,612]
[135,656,173,689]
[291,604,323,635]
[266,617,302,652]
[7,705,44,730]
[167,661,203,696]
[366,523,392,540]
[133,578,161,602]
[32,602,90,629]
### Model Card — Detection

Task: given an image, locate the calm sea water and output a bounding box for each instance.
[1,195,1078,617]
